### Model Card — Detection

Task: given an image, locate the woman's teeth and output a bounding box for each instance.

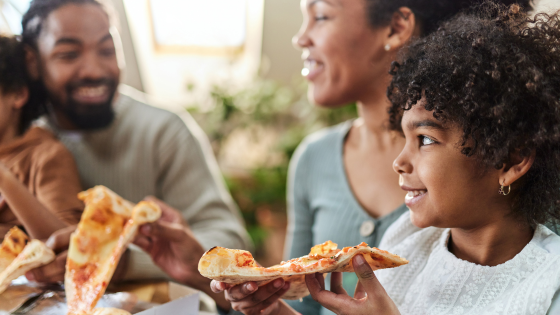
[301,60,321,77]
[407,190,426,198]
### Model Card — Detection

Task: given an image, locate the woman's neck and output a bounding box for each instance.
[353,92,401,152]
[448,215,534,266]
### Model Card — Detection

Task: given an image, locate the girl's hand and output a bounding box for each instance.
[210,279,294,315]
[306,254,401,315]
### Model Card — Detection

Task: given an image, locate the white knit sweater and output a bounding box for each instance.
[376,212,560,315]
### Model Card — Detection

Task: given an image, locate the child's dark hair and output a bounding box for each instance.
[0,36,44,133]
[388,2,560,227]
[365,0,532,35]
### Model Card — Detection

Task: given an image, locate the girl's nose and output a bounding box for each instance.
[393,149,412,176]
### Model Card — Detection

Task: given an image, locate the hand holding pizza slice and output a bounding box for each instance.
[199,240,408,300]
[65,186,161,315]
[0,227,55,294]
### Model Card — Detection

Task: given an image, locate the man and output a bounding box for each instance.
[21,0,251,308]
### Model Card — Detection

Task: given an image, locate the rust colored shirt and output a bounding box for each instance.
[0,127,83,233]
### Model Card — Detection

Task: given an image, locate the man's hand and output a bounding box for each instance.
[25,225,74,283]
[306,254,401,315]
[210,280,293,315]
[25,224,130,284]
[134,197,235,309]
[134,197,204,285]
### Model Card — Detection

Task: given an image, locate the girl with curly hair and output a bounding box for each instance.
[217,2,560,315]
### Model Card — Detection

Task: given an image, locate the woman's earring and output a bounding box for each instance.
[499,182,511,196]
[384,44,391,51]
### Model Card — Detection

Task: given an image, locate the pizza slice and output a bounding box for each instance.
[198,240,408,300]
[65,186,162,315]
[0,227,28,272]
[0,239,55,294]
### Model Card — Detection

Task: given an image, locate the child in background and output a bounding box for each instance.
[217,3,560,315]
[0,35,83,240]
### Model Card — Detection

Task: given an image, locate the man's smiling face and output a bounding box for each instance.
[36,3,120,130]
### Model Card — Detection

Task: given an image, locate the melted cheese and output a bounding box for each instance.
[0,227,29,271]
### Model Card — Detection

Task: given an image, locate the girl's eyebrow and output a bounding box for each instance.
[408,119,446,131]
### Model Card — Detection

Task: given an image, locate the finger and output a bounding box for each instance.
[330,272,347,295]
[143,196,183,224]
[306,274,353,313]
[243,282,290,315]
[314,272,325,291]
[226,281,260,301]
[45,225,76,252]
[354,281,367,300]
[353,254,384,296]
[211,281,231,293]
[133,234,152,251]
[140,221,188,242]
[229,279,287,310]
[26,252,67,283]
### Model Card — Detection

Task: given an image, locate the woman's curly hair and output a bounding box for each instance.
[387,2,560,227]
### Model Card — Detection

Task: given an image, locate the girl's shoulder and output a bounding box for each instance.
[532,224,560,257]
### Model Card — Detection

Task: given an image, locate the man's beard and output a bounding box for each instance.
[49,78,118,131]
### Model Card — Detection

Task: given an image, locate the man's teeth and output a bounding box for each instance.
[76,86,108,98]
[407,190,426,198]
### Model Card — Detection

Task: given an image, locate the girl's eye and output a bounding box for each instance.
[419,135,436,146]
[314,15,328,21]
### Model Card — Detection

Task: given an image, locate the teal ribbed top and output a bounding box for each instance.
[284,120,408,315]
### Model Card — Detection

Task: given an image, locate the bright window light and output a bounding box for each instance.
[0,0,31,34]
[149,0,246,49]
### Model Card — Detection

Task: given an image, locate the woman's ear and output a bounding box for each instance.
[25,45,40,81]
[385,7,417,52]
[11,86,29,110]
[500,151,536,187]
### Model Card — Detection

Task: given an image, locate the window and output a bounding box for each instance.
[149,0,246,54]
[0,0,31,34]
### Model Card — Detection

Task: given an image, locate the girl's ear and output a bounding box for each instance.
[500,151,536,187]
[385,7,418,52]
[11,86,29,110]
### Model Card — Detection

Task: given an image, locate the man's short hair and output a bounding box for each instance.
[21,0,111,49]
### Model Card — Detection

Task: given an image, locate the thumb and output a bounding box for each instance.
[352,254,384,296]
[140,221,189,242]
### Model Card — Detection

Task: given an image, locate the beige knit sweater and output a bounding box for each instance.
[43,85,252,280]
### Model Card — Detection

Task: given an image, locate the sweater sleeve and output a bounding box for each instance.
[154,112,252,251]
[33,139,84,225]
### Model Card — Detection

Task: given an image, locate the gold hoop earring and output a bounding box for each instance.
[499,184,511,196]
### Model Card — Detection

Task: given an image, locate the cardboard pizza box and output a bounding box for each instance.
[135,282,199,315]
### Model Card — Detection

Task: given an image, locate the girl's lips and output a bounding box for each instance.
[404,189,428,207]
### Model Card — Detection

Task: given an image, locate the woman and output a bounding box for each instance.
[213,0,531,314]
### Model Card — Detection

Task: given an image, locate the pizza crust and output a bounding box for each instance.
[66,186,161,315]
[198,241,408,300]
[0,227,29,272]
[0,239,55,294]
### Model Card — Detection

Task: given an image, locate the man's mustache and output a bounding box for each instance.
[66,78,117,90]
